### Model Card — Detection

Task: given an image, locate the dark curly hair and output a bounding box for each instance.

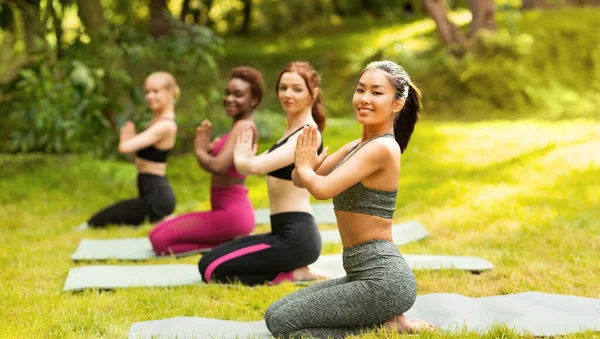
[229,66,265,107]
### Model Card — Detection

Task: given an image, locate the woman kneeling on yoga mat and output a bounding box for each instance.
[82,72,179,228]
[264,61,435,338]
[198,61,328,285]
[149,67,264,255]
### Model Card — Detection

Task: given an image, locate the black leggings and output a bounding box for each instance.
[198,212,322,286]
[88,173,176,227]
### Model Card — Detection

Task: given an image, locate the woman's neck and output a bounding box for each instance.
[361,123,393,142]
[151,105,175,120]
[287,107,314,131]
[232,110,253,124]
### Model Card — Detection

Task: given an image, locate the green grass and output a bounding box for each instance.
[1,119,600,338]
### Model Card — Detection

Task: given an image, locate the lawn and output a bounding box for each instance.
[1,118,599,338]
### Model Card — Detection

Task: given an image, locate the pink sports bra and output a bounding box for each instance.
[211,132,245,179]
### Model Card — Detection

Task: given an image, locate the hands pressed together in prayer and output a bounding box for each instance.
[234,125,258,163]
[294,125,328,178]
[120,121,136,142]
[195,119,212,155]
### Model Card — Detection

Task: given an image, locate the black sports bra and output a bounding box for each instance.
[136,145,171,163]
[135,118,176,163]
[267,126,323,181]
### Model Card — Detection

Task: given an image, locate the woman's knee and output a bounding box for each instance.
[264,304,280,334]
[264,303,295,336]
[149,230,171,254]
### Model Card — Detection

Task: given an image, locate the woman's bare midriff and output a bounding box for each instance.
[135,158,167,176]
[335,210,393,248]
[267,176,314,215]
[211,175,246,187]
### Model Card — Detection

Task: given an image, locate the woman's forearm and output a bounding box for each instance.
[291,169,306,188]
[297,167,330,200]
[196,149,214,173]
[234,157,253,176]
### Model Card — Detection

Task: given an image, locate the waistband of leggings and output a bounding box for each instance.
[343,239,399,256]
[137,173,167,180]
[270,211,316,232]
[137,173,170,187]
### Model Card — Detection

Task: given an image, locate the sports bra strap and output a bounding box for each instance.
[339,133,394,166]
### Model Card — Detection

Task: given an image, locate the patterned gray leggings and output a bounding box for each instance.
[265,240,417,339]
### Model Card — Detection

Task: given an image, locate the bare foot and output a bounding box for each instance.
[384,314,436,334]
[292,266,332,282]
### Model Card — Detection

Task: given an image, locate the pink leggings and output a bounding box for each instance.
[149,185,255,255]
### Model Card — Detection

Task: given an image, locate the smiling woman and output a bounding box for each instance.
[148,66,264,255]
[265,61,434,338]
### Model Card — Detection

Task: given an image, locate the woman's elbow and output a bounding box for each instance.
[118,144,131,154]
[309,184,333,200]
[292,178,305,189]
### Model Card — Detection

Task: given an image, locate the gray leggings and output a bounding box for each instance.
[265,240,417,339]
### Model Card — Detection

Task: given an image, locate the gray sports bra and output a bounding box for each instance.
[332,134,397,219]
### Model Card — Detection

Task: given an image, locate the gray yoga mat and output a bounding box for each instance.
[255,203,336,225]
[63,253,492,292]
[308,253,494,279]
[128,292,600,338]
[71,238,211,261]
[70,220,428,262]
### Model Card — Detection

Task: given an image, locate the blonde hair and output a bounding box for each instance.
[147,71,181,101]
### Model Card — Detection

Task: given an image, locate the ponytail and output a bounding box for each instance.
[311,92,326,131]
[394,82,421,153]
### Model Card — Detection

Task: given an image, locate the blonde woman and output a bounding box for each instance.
[83,72,179,228]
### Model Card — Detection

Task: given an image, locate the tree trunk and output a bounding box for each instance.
[77,0,127,126]
[47,0,62,59]
[331,0,345,16]
[19,0,45,53]
[412,0,424,15]
[470,0,496,36]
[424,0,466,47]
[150,0,171,37]
[359,0,377,17]
[77,0,105,43]
[180,0,190,22]
[0,4,16,32]
[199,0,213,26]
[239,0,251,34]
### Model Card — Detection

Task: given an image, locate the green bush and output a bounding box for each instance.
[2,60,113,155]
[1,22,224,156]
